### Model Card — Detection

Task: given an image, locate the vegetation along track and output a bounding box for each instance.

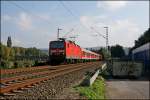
[0,62,102,95]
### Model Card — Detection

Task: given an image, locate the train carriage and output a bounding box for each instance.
[49,38,102,64]
[65,40,82,62]
[132,42,150,74]
[81,48,101,61]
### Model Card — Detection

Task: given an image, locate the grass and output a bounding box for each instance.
[74,76,105,99]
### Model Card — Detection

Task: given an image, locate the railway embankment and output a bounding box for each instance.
[54,66,106,99]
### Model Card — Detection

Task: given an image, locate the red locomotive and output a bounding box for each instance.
[49,38,102,64]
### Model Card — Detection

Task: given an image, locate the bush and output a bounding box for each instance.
[1,60,14,69]
[23,60,34,67]
[75,76,105,99]
[34,60,39,66]
[34,60,47,66]
[14,61,24,68]
[0,60,35,69]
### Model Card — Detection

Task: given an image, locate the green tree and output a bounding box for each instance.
[14,47,21,56]
[7,36,12,47]
[111,44,125,58]
[134,28,150,48]
[100,48,111,60]
[0,43,6,60]
[4,47,11,60]
[20,47,25,56]
[9,48,15,60]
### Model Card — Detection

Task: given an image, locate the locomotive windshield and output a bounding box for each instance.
[50,41,64,48]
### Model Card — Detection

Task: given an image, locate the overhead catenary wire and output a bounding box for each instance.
[8,1,78,42]
[62,28,74,38]
[10,1,107,46]
[59,1,79,19]
[59,1,92,35]
[59,1,106,42]
[90,27,106,39]
[9,1,53,25]
[66,2,108,48]
[68,2,107,39]
[91,35,102,47]
[59,1,80,38]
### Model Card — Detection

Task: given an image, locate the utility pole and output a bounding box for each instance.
[104,26,111,58]
[90,26,111,59]
[57,28,62,40]
[104,27,108,52]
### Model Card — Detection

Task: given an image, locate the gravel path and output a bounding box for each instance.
[105,79,150,99]
[1,63,100,99]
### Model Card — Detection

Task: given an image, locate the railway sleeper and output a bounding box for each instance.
[18,78,24,81]
[0,96,5,100]
[20,87,30,90]
[32,83,38,86]
[6,80,20,84]
[42,80,47,83]
[7,81,14,84]
[22,77,28,80]
[2,83,11,86]
[15,80,22,83]
[27,85,34,88]
[6,81,15,85]
[35,81,41,84]
[2,93,16,96]
[12,90,23,93]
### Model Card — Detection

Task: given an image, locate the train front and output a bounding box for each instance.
[49,40,65,64]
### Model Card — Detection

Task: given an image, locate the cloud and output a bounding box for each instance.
[78,15,107,47]
[79,15,141,47]
[108,19,140,46]
[16,12,51,32]
[1,15,12,21]
[17,12,32,31]
[80,15,107,29]
[38,14,51,20]
[97,1,127,11]
[13,39,23,46]
[80,16,91,28]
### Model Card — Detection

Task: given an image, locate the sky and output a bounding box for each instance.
[1,1,149,48]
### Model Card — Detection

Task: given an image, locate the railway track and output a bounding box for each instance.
[1,63,90,84]
[0,62,102,95]
[0,63,85,76]
[0,63,86,78]
[1,66,49,75]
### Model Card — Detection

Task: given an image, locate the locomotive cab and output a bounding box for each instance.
[49,39,66,64]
